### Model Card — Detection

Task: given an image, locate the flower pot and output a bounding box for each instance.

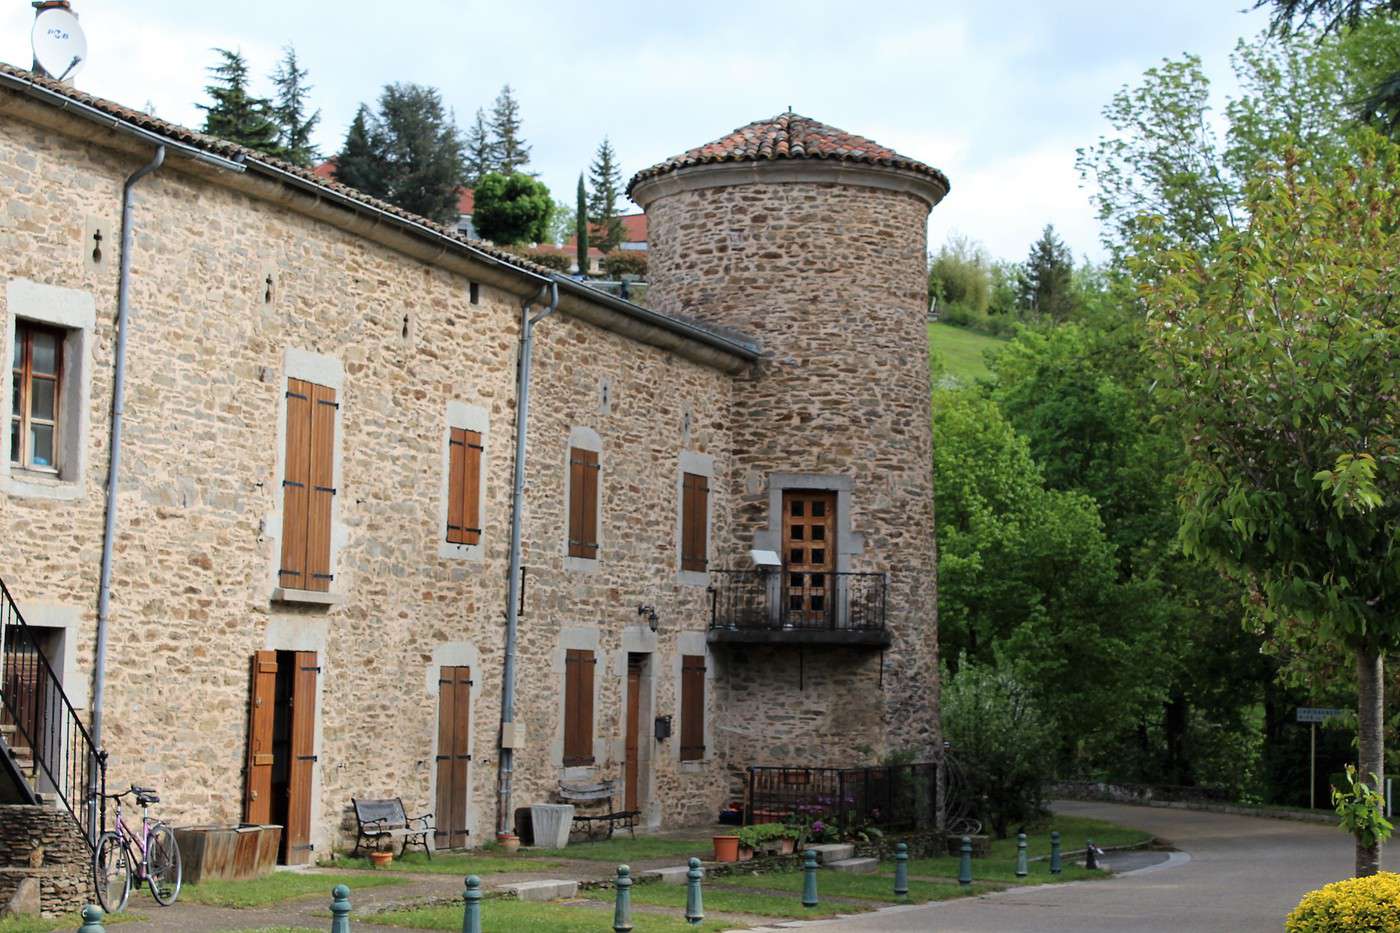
[713,835,740,863]
[497,832,521,853]
[739,844,755,862]
[778,837,796,855]
[369,851,393,868]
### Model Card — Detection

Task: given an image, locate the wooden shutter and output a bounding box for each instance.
[306,386,337,592]
[563,649,595,765]
[278,381,313,590]
[285,651,318,865]
[680,655,706,761]
[681,472,709,572]
[435,666,472,849]
[568,447,599,559]
[447,428,483,546]
[243,651,278,824]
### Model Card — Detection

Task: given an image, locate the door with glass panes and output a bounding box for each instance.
[781,491,836,627]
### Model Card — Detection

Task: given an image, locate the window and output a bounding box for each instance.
[680,472,709,572]
[278,378,338,592]
[10,322,62,472]
[469,282,480,305]
[680,654,706,762]
[563,648,596,765]
[568,446,600,559]
[446,427,483,545]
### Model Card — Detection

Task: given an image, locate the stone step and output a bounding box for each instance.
[501,879,579,902]
[808,843,855,863]
[641,866,692,885]
[826,857,879,874]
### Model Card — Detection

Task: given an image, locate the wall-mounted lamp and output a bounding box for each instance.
[638,604,659,633]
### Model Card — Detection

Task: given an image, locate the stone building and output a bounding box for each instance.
[0,62,947,901]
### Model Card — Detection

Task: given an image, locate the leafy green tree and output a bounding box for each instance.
[1141,130,1400,876]
[1018,225,1075,320]
[489,85,531,174]
[550,199,576,247]
[587,137,626,253]
[473,171,553,245]
[463,108,495,186]
[270,45,319,167]
[199,48,280,154]
[575,174,589,275]
[928,234,992,313]
[333,105,384,194]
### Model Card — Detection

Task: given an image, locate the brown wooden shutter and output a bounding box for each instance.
[285,651,318,865]
[564,649,595,765]
[681,472,709,572]
[305,385,337,592]
[435,665,471,849]
[446,429,483,546]
[568,447,599,558]
[278,381,313,590]
[243,651,278,824]
[680,654,706,761]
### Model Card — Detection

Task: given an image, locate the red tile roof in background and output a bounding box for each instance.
[565,213,647,248]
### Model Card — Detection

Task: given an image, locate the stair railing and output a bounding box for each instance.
[0,576,105,846]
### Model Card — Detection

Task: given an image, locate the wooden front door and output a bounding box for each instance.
[435,666,471,849]
[243,651,278,824]
[624,656,643,812]
[782,491,837,626]
[0,629,44,766]
[285,652,318,865]
[243,650,317,865]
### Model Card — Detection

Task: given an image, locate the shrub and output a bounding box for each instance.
[523,250,571,273]
[737,823,797,848]
[1287,873,1400,931]
[472,171,553,246]
[602,251,647,279]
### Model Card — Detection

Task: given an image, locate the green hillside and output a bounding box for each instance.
[928,321,1007,386]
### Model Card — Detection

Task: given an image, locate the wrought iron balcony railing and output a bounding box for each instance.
[707,568,888,646]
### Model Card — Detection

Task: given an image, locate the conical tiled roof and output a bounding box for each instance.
[627,112,949,195]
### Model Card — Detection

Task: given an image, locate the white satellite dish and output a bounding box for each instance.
[31,5,87,84]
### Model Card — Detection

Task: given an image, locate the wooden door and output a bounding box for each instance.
[624,656,643,811]
[435,666,472,849]
[782,491,837,627]
[243,651,278,824]
[284,651,318,865]
[1,632,43,764]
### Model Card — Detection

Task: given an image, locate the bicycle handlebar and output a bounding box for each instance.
[102,784,159,800]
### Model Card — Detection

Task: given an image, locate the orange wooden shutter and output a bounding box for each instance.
[680,655,706,761]
[435,666,471,848]
[447,429,467,544]
[305,385,337,592]
[564,649,595,765]
[462,430,482,545]
[568,448,599,558]
[285,651,318,865]
[682,472,709,572]
[278,381,313,590]
[243,651,278,823]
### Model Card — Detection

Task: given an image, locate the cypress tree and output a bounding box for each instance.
[587,137,625,253]
[198,48,280,154]
[463,107,495,185]
[575,173,589,276]
[1018,224,1075,320]
[270,45,320,167]
[489,85,531,174]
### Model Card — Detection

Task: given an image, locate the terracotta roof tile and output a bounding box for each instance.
[627,112,949,195]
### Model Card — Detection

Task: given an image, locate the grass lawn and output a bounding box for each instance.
[375,898,732,931]
[929,321,1007,384]
[717,870,1001,903]
[581,881,868,920]
[0,913,141,933]
[332,850,565,874]
[524,834,712,863]
[180,870,406,908]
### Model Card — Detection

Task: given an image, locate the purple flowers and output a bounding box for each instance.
[811,820,825,834]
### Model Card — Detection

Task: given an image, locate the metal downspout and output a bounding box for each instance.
[91,145,165,749]
[497,280,559,836]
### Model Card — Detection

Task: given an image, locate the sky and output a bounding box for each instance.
[1,1,1273,262]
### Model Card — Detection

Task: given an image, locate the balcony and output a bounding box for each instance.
[707,568,889,647]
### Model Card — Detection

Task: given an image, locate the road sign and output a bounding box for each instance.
[1297,707,1345,724]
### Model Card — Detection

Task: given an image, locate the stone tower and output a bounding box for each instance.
[630,114,949,775]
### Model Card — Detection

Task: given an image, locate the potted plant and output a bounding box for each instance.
[368,844,394,868]
[712,833,740,863]
[496,831,521,853]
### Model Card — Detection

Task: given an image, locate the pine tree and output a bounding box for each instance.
[199,48,281,154]
[575,173,590,276]
[587,137,625,253]
[489,85,531,174]
[463,108,496,186]
[1018,224,1075,321]
[270,45,320,167]
[334,105,386,195]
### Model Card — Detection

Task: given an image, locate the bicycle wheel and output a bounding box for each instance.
[92,831,132,914]
[145,822,183,906]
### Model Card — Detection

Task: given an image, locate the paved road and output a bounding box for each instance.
[779,800,1357,933]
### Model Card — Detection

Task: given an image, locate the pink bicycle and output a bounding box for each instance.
[92,784,182,912]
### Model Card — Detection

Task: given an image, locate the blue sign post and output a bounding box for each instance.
[1297,707,1346,809]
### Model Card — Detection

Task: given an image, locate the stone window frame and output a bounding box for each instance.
[1,279,95,501]
[675,450,715,587]
[437,402,490,563]
[562,426,603,573]
[267,348,348,606]
[424,640,482,851]
[751,473,864,574]
[673,631,714,772]
[551,626,605,779]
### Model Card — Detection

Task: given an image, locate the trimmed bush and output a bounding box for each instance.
[523,250,572,272]
[602,252,647,279]
[1287,873,1400,932]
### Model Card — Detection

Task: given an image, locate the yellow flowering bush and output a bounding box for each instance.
[1287,873,1400,932]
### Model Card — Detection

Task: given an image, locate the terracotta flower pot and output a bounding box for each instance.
[496,832,521,853]
[778,837,796,855]
[739,844,755,862]
[369,851,393,868]
[713,835,740,863]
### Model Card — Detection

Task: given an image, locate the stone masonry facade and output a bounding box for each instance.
[0,805,94,917]
[0,76,945,865]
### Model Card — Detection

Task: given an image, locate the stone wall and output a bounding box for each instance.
[0,805,93,917]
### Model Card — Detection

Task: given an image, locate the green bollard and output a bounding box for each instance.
[463,875,482,933]
[613,864,633,933]
[1050,831,1062,874]
[802,848,819,907]
[76,905,105,933]
[685,856,704,925]
[893,842,909,897]
[958,835,973,887]
[329,884,351,933]
[1016,832,1028,878]
[1085,838,1099,871]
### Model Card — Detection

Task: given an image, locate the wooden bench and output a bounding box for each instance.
[558,780,639,840]
[351,797,433,858]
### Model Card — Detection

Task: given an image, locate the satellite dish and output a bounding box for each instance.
[31,5,87,84]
